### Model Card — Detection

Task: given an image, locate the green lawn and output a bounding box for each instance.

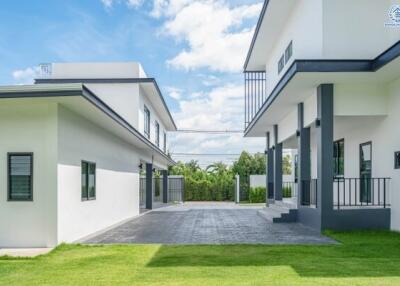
[1,231,400,285]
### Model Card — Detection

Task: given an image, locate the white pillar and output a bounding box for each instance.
[235,174,240,204]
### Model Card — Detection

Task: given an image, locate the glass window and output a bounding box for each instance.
[333,139,344,177]
[8,153,33,201]
[82,161,96,200]
[144,105,150,138]
[278,54,285,74]
[285,41,293,64]
[155,121,160,147]
[163,132,167,153]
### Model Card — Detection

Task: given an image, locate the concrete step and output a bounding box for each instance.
[258,203,298,223]
[274,200,297,210]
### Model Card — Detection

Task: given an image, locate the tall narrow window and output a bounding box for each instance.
[8,153,33,201]
[144,105,150,138]
[82,161,96,201]
[285,41,293,64]
[155,121,160,147]
[163,132,167,153]
[278,54,285,74]
[333,139,344,177]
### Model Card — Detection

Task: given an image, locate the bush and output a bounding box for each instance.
[282,186,292,198]
[249,187,266,203]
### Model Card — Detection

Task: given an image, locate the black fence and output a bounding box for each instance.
[139,176,184,206]
[282,182,297,198]
[168,177,184,202]
[300,179,318,207]
[333,177,391,209]
[244,71,266,129]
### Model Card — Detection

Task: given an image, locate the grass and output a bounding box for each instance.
[1,231,400,285]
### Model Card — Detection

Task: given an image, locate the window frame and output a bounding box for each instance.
[163,132,167,153]
[144,105,151,139]
[333,139,344,178]
[7,152,34,202]
[285,41,293,64]
[155,120,160,147]
[81,160,96,201]
[278,54,285,74]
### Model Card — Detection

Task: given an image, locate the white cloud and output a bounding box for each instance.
[101,0,114,8]
[160,0,263,73]
[101,0,143,9]
[169,83,264,165]
[165,86,183,100]
[12,67,39,84]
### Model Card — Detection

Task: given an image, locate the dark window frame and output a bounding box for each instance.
[278,54,285,74]
[395,151,400,169]
[81,160,96,201]
[163,132,167,153]
[7,152,33,202]
[285,41,293,64]
[333,139,344,178]
[155,120,160,147]
[144,105,151,139]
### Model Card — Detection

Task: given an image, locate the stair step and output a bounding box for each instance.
[268,204,290,214]
[274,200,297,209]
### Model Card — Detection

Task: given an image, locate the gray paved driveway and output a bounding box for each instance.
[85,202,335,245]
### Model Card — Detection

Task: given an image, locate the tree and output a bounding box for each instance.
[283,154,292,175]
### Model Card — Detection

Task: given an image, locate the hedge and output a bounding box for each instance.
[249,187,266,203]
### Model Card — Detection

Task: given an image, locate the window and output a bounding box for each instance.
[163,132,167,153]
[395,151,400,169]
[285,41,293,64]
[278,54,285,74]
[333,139,344,177]
[144,105,150,138]
[8,153,33,201]
[155,121,160,147]
[82,161,96,201]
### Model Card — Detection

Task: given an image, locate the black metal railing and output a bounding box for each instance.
[333,177,391,209]
[301,179,318,207]
[244,71,266,129]
[282,182,297,198]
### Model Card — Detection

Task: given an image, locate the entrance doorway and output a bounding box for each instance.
[360,142,372,203]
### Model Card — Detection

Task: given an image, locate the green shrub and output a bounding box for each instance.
[249,187,266,203]
[282,186,292,198]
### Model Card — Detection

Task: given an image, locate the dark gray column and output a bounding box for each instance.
[297,103,311,207]
[265,132,270,205]
[146,163,153,209]
[162,170,168,204]
[316,84,334,227]
[273,125,283,201]
[266,132,274,201]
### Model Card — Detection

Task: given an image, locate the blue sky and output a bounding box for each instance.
[0,0,264,167]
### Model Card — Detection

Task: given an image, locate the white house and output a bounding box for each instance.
[0,62,176,247]
[244,0,400,230]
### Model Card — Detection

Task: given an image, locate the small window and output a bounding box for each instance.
[82,161,96,201]
[8,153,33,201]
[285,41,293,64]
[144,105,150,138]
[163,132,167,153]
[155,121,160,147]
[395,151,400,169]
[333,139,344,177]
[278,54,285,74]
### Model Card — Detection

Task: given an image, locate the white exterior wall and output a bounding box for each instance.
[323,0,400,59]
[138,86,167,151]
[265,0,323,96]
[0,101,58,247]
[57,106,141,243]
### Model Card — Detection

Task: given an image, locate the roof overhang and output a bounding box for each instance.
[0,83,176,167]
[35,78,177,131]
[244,0,293,71]
[245,41,400,137]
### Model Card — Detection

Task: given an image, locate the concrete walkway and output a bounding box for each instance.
[0,248,53,257]
[85,202,335,245]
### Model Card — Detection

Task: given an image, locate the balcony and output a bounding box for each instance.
[244,71,266,129]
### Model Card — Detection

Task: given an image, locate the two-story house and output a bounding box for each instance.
[244,0,400,231]
[0,62,176,247]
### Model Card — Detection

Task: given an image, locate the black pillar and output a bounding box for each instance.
[162,170,168,204]
[265,132,272,205]
[273,125,283,201]
[146,163,153,209]
[297,103,311,207]
[317,84,334,228]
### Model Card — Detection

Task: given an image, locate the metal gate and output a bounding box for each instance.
[168,176,184,202]
[140,176,184,206]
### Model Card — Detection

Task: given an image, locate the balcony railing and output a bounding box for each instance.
[244,71,266,129]
[333,177,391,209]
